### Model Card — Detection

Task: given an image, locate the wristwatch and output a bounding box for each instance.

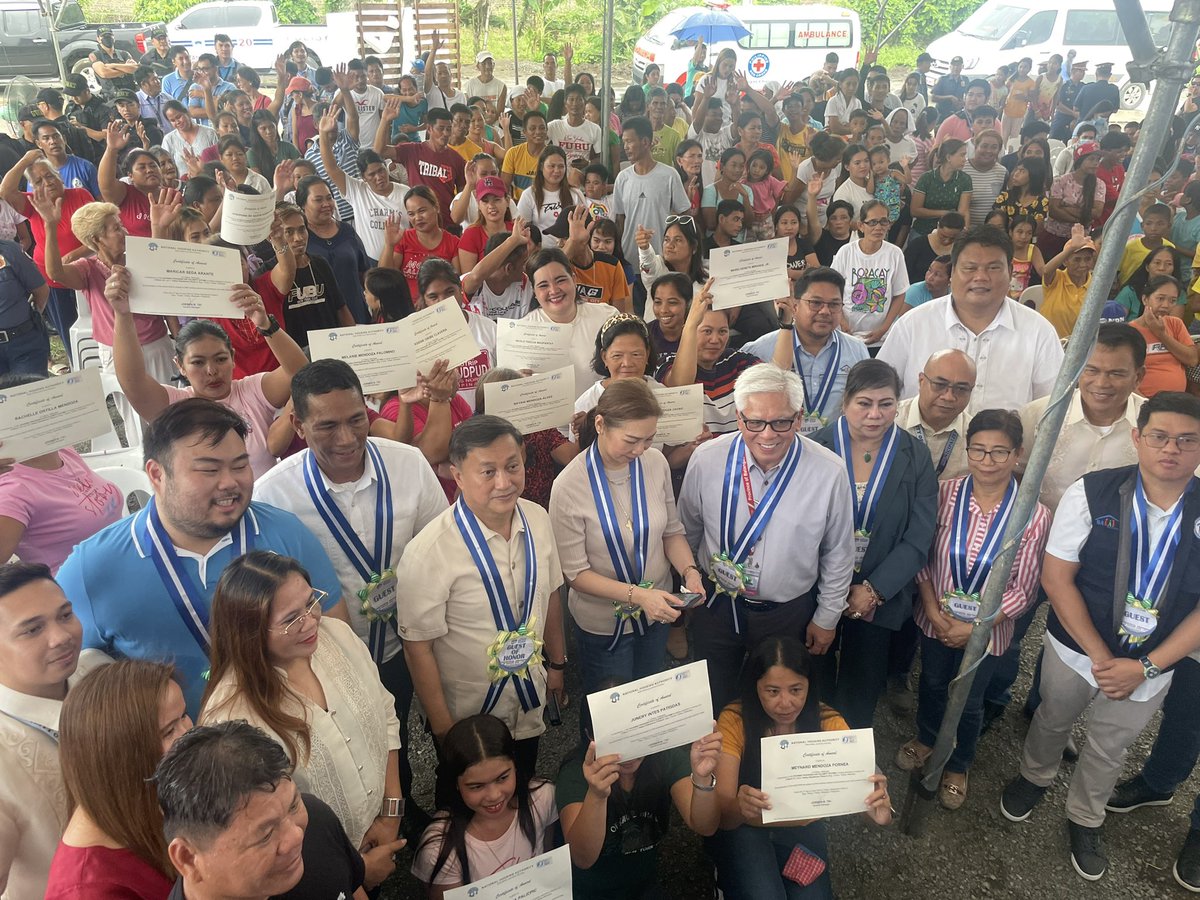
[257,314,281,337]
[546,656,568,671]
[380,796,404,818]
[1140,655,1162,679]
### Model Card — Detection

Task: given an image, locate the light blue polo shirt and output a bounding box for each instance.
[740,329,870,417]
[57,500,341,715]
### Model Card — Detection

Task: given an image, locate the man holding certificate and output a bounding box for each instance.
[396,416,568,781]
[678,365,856,711]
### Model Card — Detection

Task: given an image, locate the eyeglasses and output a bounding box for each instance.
[862,218,890,228]
[803,298,841,312]
[1140,431,1200,451]
[920,375,974,397]
[273,590,327,635]
[966,446,1013,462]
[739,412,797,433]
[665,215,695,228]
[955,263,1009,275]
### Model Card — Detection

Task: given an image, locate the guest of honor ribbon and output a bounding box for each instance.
[453,497,542,714]
[585,443,653,651]
[711,434,802,634]
[143,498,254,656]
[303,442,396,662]
[942,475,1016,622]
[834,418,898,572]
[1121,474,1190,646]
[796,330,840,433]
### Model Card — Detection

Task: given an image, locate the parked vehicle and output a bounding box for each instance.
[925,0,1173,110]
[0,0,160,81]
[632,3,861,89]
[166,0,362,72]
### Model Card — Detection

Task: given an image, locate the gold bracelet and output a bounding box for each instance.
[682,564,700,579]
[627,583,636,605]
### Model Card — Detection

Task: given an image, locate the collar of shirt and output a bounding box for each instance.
[944,295,1013,337]
[319,454,377,499]
[901,396,965,437]
[0,681,64,734]
[129,505,260,583]
[794,332,835,363]
[1065,389,1140,432]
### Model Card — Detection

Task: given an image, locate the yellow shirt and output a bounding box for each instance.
[502,142,541,198]
[652,125,681,166]
[451,138,483,162]
[1117,236,1175,287]
[777,125,816,182]
[1040,268,1090,339]
[669,116,689,141]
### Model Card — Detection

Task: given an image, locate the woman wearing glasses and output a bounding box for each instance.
[635,214,709,298]
[810,359,937,729]
[897,409,1049,809]
[201,550,404,851]
[831,199,910,350]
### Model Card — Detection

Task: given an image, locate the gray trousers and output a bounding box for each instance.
[1019,637,1167,827]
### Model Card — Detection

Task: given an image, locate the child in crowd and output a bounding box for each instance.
[745,148,789,240]
[1007,213,1045,299]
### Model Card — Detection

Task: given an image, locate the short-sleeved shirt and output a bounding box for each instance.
[274,794,365,900]
[394,499,563,739]
[612,162,690,260]
[467,274,533,320]
[70,255,168,347]
[58,501,342,714]
[1045,174,1106,237]
[651,125,681,166]
[160,124,218,174]
[0,238,46,328]
[913,169,972,235]
[831,239,910,341]
[389,142,466,225]
[573,253,630,308]
[547,118,602,164]
[1040,268,1090,339]
[54,156,100,198]
[306,222,370,322]
[1133,316,1192,397]
[395,228,460,299]
[0,448,121,573]
[502,142,541,197]
[279,254,347,349]
[162,373,280,479]
[459,221,512,262]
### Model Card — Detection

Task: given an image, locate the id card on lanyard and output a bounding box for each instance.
[797,330,840,436]
[1121,475,1191,646]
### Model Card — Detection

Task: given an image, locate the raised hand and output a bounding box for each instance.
[104,264,132,315]
[510,216,531,246]
[381,94,402,123]
[273,158,296,192]
[181,147,204,178]
[229,283,269,328]
[689,727,723,779]
[566,204,593,245]
[149,187,183,235]
[383,213,404,248]
[318,108,339,139]
[807,172,825,196]
[331,62,353,93]
[685,277,714,328]
[562,43,573,63]
[28,182,62,224]
[581,742,621,799]
[635,224,653,251]
[105,119,130,151]
[273,54,287,78]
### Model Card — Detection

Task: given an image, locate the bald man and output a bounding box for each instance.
[895,349,977,481]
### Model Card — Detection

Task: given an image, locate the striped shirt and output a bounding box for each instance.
[913,476,1050,655]
[305,127,360,223]
[655,349,759,435]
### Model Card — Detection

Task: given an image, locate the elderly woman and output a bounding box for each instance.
[32,192,176,381]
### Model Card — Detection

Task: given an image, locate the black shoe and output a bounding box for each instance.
[1068,821,1108,881]
[1000,775,1048,822]
[980,702,1005,735]
[1174,828,1200,892]
[1105,775,1175,813]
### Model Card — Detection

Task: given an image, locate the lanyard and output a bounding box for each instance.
[584,443,648,585]
[143,498,251,655]
[303,443,393,583]
[948,476,1016,596]
[1129,474,1189,605]
[795,331,840,419]
[914,424,958,477]
[719,434,802,565]
[834,418,898,534]
[0,710,58,743]
[453,498,540,713]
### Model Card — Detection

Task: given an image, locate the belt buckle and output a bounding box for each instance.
[0,330,9,343]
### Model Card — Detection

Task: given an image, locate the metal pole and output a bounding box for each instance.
[900,0,1200,836]
[36,0,68,85]
[876,0,931,52]
[599,0,615,171]
[510,0,519,83]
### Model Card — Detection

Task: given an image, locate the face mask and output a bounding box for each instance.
[101,36,114,47]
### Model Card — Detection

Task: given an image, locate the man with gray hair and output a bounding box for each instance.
[155,721,403,899]
[679,364,855,710]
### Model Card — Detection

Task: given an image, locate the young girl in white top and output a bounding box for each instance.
[515,145,583,248]
[413,715,558,897]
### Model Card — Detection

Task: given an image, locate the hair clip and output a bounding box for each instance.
[600,312,646,338]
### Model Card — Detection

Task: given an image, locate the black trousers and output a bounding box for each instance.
[376,649,417,798]
[810,616,894,729]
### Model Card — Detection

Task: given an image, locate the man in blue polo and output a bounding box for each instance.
[57,398,349,714]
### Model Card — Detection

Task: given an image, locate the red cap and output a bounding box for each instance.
[286,76,312,94]
[1073,140,1101,161]
[475,175,506,200]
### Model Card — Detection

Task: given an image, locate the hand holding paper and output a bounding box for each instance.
[759,727,877,823]
[220,189,276,244]
[708,239,790,310]
[126,237,245,318]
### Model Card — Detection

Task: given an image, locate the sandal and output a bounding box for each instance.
[940,771,968,810]
[895,740,933,772]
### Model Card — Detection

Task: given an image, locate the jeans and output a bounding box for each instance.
[575,619,670,698]
[0,317,50,376]
[1141,656,1200,796]
[44,288,77,363]
[916,633,999,773]
[706,820,832,900]
[887,616,921,679]
[984,588,1044,710]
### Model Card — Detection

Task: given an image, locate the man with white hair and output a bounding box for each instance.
[678,365,856,710]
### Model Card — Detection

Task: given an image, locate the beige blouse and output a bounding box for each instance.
[202,618,402,846]
[549,448,684,635]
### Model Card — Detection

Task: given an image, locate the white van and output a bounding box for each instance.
[925,0,1174,110]
[632,3,861,89]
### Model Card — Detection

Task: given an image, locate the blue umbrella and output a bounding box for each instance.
[670,8,751,44]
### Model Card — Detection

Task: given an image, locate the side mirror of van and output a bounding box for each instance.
[1003,30,1030,50]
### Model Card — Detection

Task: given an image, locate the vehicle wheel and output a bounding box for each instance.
[69,59,104,92]
[1120,81,1147,110]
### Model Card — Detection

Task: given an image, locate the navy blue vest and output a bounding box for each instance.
[1046,466,1200,663]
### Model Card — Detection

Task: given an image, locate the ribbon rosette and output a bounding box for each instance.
[486,616,544,683]
[1118,594,1159,646]
[357,569,397,623]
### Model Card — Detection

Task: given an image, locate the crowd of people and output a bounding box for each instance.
[4,23,1200,900]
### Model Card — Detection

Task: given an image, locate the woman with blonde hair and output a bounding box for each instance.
[44,659,191,899]
[201,550,403,851]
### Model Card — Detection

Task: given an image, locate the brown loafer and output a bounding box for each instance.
[940,771,968,810]
[896,740,933,772]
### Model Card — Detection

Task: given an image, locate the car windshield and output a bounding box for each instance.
[53,0,86,28]
[958,4,1029,40]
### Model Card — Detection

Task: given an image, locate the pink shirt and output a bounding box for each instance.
[0,448,122,573]
[70,256,168,346]
[163,372,279,478]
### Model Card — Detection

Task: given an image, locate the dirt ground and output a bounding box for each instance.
[380,604,1198,899]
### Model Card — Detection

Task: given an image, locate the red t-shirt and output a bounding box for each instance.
[118,187,152,238]
[459,221,512,261]
[389,142,466,225]
[215,270,290,378]
[44,842,173,900]
[380,393,471,501]
[1095,163,1125,229]
[394,229,460,299]
[24,187,91,288]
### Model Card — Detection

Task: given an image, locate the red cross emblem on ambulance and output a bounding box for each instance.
[749,53,769,76]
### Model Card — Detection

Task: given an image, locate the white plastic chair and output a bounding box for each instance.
[76,337,102,371]
[68,289,93,373]
[80,445,145,473]
[1019,285,1045,310]
[92,466,152,517]
[1047,139,1065,156]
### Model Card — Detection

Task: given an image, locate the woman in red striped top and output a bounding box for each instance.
[897,408,1050,810]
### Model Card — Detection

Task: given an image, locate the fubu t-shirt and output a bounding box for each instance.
[279,255,346,348]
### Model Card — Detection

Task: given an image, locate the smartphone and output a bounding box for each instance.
[546,691,562,727]
[673,591,705,609]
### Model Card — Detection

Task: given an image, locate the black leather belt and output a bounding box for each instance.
[0,318,38,343]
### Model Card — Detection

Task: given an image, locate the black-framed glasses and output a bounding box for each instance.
[803,298,841,312]
[862,218,890,228]
[272,589,327,635]
[966,446,1013,463]
[739,412,797,433]
[1140,431,1200,451]
[920,374,974,397]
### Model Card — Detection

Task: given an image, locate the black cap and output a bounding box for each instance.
[150,26,167,38]
[544,207,592,241]
[97,27,114,36]
[63,74,87,96]
[18,104,39,122]
[111,89,138,104]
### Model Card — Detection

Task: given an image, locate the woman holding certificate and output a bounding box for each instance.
[201,551,405,855]
[711,636,891,899]
[549,379,706,694]
[898,409,1049,809]
[810,359,937,729]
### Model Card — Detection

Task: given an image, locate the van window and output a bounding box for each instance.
[740,22,793,50]
[959,4,1029,40]
[1003,9,1055,48]
[737,19,854,50]
[180,6,223,29]
[224,4,261,26]
[1063,10,1122,44]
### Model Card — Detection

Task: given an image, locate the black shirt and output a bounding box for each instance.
[65,97,112,138]
[91,46,137,94]
[283,254,346,348]
[140,48,174,76]
[814,230,850,267]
